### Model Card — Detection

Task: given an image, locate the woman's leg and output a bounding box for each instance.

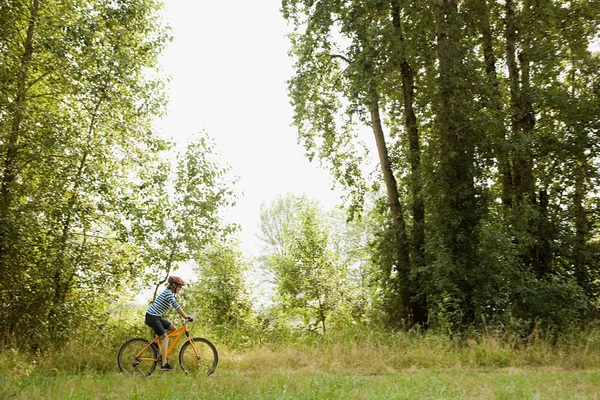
[161,324,176,366]
[160,333,169,366]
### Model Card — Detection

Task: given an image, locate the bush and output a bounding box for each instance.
[512,275,592,332]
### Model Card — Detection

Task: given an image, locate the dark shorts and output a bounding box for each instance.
[145,313,172,337]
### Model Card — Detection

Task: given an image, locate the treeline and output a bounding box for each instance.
[0,0,236,349]
[280,0,600,331]
[2,0,599,351]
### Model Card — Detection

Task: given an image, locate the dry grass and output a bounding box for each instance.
[2,327,599,377]
[215,329,600,375]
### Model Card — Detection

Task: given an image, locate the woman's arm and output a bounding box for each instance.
[176,307,192,320]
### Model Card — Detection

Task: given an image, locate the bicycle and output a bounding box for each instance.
[117,318,218,376]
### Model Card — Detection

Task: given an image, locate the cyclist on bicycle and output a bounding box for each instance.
[145,276,193,371]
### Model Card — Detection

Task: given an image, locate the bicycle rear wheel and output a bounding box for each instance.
[117,338,159,376]
[179,337,218,376]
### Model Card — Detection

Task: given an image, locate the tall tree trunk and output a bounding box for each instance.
[0,0,40,263]
[477,0,513,207]
[368,86,411,325]
[572,67,589,290]
[506,0,535,204]
[0,2,40,341]
[573,164,588,288]
[390,0,427,326]
[505,0,555,277]
[433,0,480,322]
[50,92,104,313]
[49,151,89,317]
[317,298,327,334]
[535,189,553,275]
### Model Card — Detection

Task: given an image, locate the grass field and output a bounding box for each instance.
[2,369,599,399]
[2,330,600,399]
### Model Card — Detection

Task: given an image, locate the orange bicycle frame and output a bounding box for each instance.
[135,321,199,362]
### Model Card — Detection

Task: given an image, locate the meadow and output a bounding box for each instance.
[2,328,600,399]
[2,369,599,399]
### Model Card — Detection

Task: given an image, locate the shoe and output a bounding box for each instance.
[160,363,174,371]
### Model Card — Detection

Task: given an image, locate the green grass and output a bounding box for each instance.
[1,369,599,399]
[2,329,600,399]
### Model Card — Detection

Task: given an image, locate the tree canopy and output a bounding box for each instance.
[0,0,236,348]
[283,0,600,330]
[1,0,599,350]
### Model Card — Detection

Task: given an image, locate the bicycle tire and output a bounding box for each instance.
[178,337,218,376]
[117,337,159,376]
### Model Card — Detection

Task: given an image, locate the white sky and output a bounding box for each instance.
[156,1,344,262]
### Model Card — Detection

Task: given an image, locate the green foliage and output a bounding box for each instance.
[0,0,171,349]
[512,275,592,330]
[0,2,237,351]
[0,0,598,356]
[282,0,600,331]
[182,240,253,330]
[259,195,352,334]
[126,131,238,299]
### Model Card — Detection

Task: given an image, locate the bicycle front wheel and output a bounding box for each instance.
[117,338,158,376]
[179,337,218,376]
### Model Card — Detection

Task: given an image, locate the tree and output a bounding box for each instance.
[259,195,346,334]
[183,240,253,329]
[128,132,238,302]
[282,0,434,326]
[0,0,170,347]
[426,0,485,323]
[282,0,600,330]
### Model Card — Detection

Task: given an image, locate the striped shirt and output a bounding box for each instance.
[147,288,181,316]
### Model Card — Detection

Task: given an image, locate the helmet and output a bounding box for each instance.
[168,276,185,286]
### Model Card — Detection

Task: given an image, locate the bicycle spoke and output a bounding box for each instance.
[179,337,218,376]
[118,338,158,376]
